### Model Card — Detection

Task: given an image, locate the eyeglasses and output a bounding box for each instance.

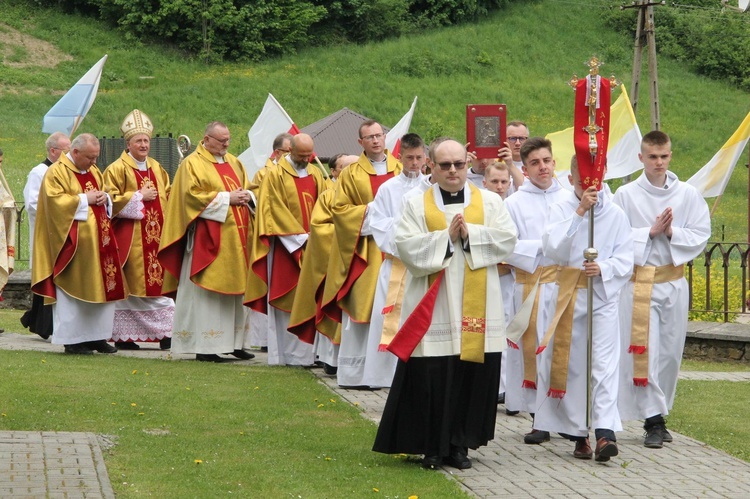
[508,136,528,143]
[207,134,231,145]
[436,161,467,171]
[361,133,384,141]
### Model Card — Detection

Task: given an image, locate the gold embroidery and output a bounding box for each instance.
[84,181,95,192]
[173,330,192,339]
[103,254,118,292]
[100,217,111,247]
[202,329,224,339]
[147,250,164,286]
[461,316,486,334]
[144,208,161,244]
[139,176,155,190]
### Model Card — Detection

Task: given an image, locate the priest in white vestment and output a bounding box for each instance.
[373,139,517,471]
[613,131,710,448]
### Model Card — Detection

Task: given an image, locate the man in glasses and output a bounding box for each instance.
[31,133,125,355]
[159,121,255,362]
[373,139,517,470]
[21,131,71,340]
[503,137,568,443]
[245,133,325,366]
[320,119,402,388]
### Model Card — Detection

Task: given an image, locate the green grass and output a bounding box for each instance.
[670,380,750,463]
[0,350,467,498]
[1,0,749,243]
[0,307,25,332]
[681,359,750,372]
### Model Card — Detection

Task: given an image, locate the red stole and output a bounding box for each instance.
[268,175,319,312]
[192,162,250,278]
[113,168,165,296]
[73,172,126,302]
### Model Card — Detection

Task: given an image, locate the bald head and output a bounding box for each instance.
[290,133,314,166]
[432,139,468,193]
[69,133,100,171]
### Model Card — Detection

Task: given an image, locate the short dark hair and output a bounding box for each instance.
[642,130,670,147]
[520,136,552,164]
[273,132,293,150]
[399,133,424,151]
[507,120,529,132]
[328,153,344,171]
[358,119,382,138]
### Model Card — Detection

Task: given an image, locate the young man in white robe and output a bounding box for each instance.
[502,137,569,442]
[537,159,633,462]
[373,139,517,471]
[613,130,710,448]
[361,134,426,388]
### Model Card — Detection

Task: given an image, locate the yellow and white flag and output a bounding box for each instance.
[547,84,642,180]
[686,110,750,198]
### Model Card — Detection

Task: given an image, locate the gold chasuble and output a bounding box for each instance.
[288,188,340,344]
[245,156,325,314]
[32,156,126,304]
[250,158,276,198]
[104,151,174,297]
[320,151,402,324]
[0,167,16,295]
[158,142,252,296]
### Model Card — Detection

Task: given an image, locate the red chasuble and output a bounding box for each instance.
[268,175,318,312]
[192,162,251,280]
[74,172,126,302]
[113,168,166,296]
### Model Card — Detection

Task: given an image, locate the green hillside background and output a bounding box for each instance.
[1,0,749,243]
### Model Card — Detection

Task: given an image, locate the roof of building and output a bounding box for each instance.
[301,107,389,161]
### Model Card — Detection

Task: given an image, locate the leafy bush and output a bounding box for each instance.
[29,0,522,61]
[601,0,750,90]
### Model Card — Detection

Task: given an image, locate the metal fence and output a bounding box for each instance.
[687,242,750,323]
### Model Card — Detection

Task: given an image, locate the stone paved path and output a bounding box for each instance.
[2,332,750,498]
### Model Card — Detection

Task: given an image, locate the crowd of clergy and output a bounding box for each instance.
[19,111,710,471]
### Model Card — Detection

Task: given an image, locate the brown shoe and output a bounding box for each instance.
[573,438,593,459]
[595,437,618,462]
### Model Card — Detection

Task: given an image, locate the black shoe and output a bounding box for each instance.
[497,392,505,405]
[644,425,664,448]
[159,337,172,350]
[524,429,550,444]
[506,409,520,416]
[421,455,442,470]
[115,341,141,350]
[260,346,268,352]
[444,447,471,470]
[323,363,338,375]
[64,344,94,355]
[228,349,255,360]
[196,354,230,363]
[595,438,619,462]
[662,427,673,443]
[87,340,118,354]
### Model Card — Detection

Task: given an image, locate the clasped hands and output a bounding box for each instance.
[449,213,469,243]
[86,190,108,206]
[229,188,250,206]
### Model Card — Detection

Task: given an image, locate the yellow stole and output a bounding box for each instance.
[424,185,487,363]
[628,264,685,386]
[537,266,587,398]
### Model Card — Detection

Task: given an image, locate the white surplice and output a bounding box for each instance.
[613,171,710,420]
[535,190,633,436]
[23,161,49,268]
[395,184,517,357]
[502,179,569,412]
[361,172,424,388]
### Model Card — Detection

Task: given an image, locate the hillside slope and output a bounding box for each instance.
[1,0,748,239]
